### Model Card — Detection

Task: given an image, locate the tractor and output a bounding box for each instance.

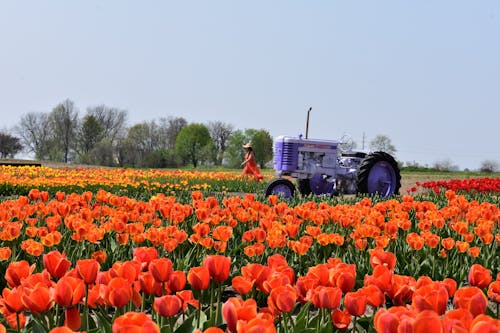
[265,110,401,198]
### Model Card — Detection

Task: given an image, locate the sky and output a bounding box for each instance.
[1,1,499,170]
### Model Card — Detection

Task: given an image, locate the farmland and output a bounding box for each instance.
[0,164,498,332]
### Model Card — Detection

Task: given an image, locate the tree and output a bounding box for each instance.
[175,123,213,167]
[224,130,248,168]
[433,159,459,172]
[369,134,396,155]
[49,99,79,163]
[0,132,23,158]
[251,129,273,168]
[15,112,52,160]
[207,121,234,165]
[479,160,499,173]
[165,117,187,149]
[87,105,128,144]
[75,114,105,164]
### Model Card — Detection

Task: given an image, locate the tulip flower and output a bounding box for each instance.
[112,312,160,333]
[5,260,35,288]
[268,284,297,315]
[468,264,492,289]
[203,255,231,283]
[42,250,72,280]
[154,295,183,317]
[453,286,488,317]
[344,290,367,317]
[149,258,173,283]
[54,276,85,307]
[187,266,210,291]
[76,258,100,285]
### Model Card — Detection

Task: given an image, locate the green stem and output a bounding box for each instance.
[215,282,222,326]
[210,281,214,321]
[83,283,89,331]
[16,312,20,333]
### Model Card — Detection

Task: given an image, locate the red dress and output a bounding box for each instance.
[242,151,264,181]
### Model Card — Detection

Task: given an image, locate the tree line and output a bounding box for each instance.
[1,99,274,169]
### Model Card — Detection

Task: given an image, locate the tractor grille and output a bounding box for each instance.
[274,140,298,171]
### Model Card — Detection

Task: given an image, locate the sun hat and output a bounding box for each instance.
[242,142,253,149]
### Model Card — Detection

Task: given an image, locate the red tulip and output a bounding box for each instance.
[54,276,85,307]
[468,264,492,289]
[454,286,488,317]
[203,255,231,283]
[310,286,342,310]
[112,312,160,333]
[413,310,443,333]
[344,290,367,317]
[133,246,159,270]
[49,327,75,333]
[236,316,276,333]
[369,248,396,271]
[138,271,163,296]
[443,309,473,333]
[487,280,500,302]
[5,260,35,288]
[176,290,199,311]
[412,282,449,315]
[360,285,385,307]
[154,295,183,317]
[106,277,133,308]
[1,287,26,313]
[21,282,53,313]
[76,258,100,284]
[149,258,173,283]
[43,250,72,280]
[331,309,351,330]
[187,266,210,291]
[222,297,258,333]
[268,284,297,315]
[470,314,500,333]
[167,270,187,293]
[231,276,254,296]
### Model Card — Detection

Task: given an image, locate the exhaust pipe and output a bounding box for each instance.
[305,107,312,139]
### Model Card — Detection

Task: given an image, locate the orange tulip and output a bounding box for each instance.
[310,286,342,310]
[344,290,367,316]
[91,250,107,264]
[1,287,26,313]
[167,270,186,293]
[54,276,85,307]
[0,323,5,333]
[412,282,449,315]
[76,258,100,284]
[413,310,443,333]
[453,286,488,317]
[369,248,396,271]
[222,297,258,333]
[268,284,297,315]
[468,264,492,289]
[149,258,173,283]
[49,327,74,333]
[187,266,210,291]
[236,316,276,333]
[331,309,351,330]
[5,260,35,288]
[0,247,12,261]
[154,295,183,317]
[21,282,53,313]
[176,290,199,311]
[133,246,159,270]
[138,271,163,296]
[443,308,473,333]
[487,280,500,302]
[203,255,231,283]
[360,285,385,308]
[106,277,133,308]
[470,314,500,333]
[112,312,160,333]
[231,276,254,296]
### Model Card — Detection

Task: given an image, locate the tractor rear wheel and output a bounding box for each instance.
[265,178,296,199]
[356,151,401,196]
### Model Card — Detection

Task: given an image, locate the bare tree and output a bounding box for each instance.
[369,134,396,155]
[0,132,23,158]
[165,117,187,149]
[87,105,128,144]
[433,159,459,172]
[208,121,234,165]
[15,112,52,160]
[49,99,79,163]
[479,160,499,173]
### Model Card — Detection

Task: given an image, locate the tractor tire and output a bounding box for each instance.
[356,151,401,196]
[265,178,296,199]
[297,179,311,196]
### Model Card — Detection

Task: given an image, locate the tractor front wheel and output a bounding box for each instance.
[265,178,296,199]
[297,179,311,196]
[356,151,401,196]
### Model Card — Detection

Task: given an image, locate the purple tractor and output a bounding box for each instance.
[265,135,401,198]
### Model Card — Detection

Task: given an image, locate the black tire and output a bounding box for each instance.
[265,178,296,198]
[356,151,401,196]
[297,179,311,196]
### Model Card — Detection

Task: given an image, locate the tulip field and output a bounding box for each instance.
[0,165,498,333]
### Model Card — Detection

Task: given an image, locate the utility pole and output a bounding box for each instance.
[362,132,366,150]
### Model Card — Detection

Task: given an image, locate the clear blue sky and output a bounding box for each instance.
[1,1,499,170]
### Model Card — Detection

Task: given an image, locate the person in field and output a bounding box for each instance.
[241,142,264,181]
